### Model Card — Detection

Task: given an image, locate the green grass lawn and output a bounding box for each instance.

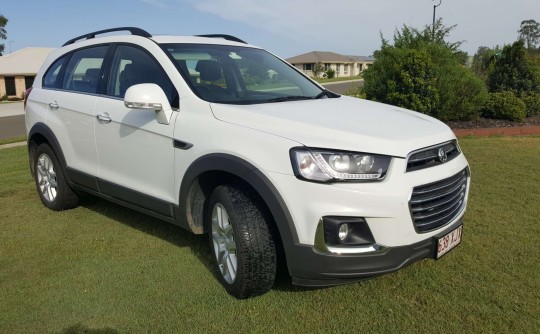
[0,135,27,146]
[1,137,539,333]
[312,76,363,84]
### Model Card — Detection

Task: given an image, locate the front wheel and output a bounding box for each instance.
[207,185,276,299]
[33,143,79,211]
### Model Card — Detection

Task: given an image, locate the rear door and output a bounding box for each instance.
[94,44,179,215]
[45,45,109,177]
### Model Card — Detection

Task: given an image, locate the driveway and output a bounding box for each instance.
[322,79,363,94]
[0,102,25,140]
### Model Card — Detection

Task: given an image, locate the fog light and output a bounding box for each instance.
[338,223,349,240]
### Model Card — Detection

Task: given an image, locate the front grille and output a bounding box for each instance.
[409,168,468,233]
[406,141,460,172]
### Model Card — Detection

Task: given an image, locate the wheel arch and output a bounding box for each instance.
[177,153,299,265]
[27,122,67,177]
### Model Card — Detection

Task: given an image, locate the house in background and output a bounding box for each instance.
[286,51,375,78]
[0,47,54,99]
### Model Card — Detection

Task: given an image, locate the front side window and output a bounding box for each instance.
[163,44,330,104]
[62,46,108,94]
[107,45,177,107]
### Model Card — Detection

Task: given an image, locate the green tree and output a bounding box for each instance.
[363,19,488,121]
[363,47,438,114]
[312,62,324,78]
[0,14,7,56]
[487,40,540,96]
[471,46,499,81]
[518,19,540,49]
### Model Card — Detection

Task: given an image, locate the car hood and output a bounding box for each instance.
[210,96,455,158]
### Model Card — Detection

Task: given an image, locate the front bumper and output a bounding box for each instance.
[287,220,462,287]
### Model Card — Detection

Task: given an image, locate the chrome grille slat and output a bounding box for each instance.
[413,196,463,220]
[406,141,461,172]
[411,188,465,213]
[408,154,438,163]
[410,179,466,204]
[417,207,459,232]
[411,172,465,195]
[409,168,468,233]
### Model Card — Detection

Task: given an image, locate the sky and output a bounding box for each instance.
[0,0,539,58]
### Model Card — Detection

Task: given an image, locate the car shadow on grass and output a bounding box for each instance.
[61,323,118,334]
[78,195,304,293]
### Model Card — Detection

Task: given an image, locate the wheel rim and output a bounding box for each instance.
[36,153,58,202]
[211,203,237,284]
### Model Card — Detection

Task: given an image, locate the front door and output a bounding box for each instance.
[94,44,179,216]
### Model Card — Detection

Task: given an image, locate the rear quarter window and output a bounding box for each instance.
[42,56,68,88]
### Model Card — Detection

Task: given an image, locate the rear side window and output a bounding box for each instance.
[62,46,108,94]
[43,56,68,88]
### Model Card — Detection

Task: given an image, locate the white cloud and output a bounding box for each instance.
[180,0,540,56]
[181,0,438,54]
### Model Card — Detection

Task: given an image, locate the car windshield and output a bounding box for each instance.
[162,44,336,104]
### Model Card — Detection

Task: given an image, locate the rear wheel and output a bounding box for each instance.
[207,185,276,299]
[33,143,79,211]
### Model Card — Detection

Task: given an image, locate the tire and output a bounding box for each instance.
[33,143,79,211]
[207,184,276,299]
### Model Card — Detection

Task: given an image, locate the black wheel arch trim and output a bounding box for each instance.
[177,153,300,247]
[28,122,68,173]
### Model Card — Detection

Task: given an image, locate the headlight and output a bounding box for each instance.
[290,147,391,182]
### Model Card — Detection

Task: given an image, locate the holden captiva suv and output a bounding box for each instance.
[25,27,470,299]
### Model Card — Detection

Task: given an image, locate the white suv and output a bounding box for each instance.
[25,27,470,299]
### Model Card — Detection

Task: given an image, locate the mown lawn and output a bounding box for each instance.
[0,137,539,333]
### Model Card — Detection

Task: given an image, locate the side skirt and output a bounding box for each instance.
[66,167,188,229]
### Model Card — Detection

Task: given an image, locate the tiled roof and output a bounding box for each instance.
[0,48,55,76]
[286,51,374,64]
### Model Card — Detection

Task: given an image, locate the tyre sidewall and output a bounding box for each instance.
[33,144,77,211]
[206,185,276,298]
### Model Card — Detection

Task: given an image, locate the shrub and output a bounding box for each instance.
[363,47,439,115]
[362,19,488,121]
[1,94,7,101]
[487,40,540,95]
[326,69,335,79]
[521,93,540,116]
[436,65,489,121]
[345,84,366,98]
[482,92,526,121]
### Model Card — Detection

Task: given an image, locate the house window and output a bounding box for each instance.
[358,63,363,71]
[24,76,35,90]
[4,76,16,96]
[324,63,330,70]
[303,63,313,71]
[344,64,348,74]
[336,64,340,73]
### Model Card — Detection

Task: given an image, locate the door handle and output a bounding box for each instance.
[48,101,59,109]
[96,113,112,123]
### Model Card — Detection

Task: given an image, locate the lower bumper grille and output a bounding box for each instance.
[410,168,468,233]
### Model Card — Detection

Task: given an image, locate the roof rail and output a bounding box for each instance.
[196,34,247,44]
[62,27,152,46]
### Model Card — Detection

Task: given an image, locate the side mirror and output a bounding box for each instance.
[124,83,173,125]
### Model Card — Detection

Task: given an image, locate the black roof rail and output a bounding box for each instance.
[196,34,247,44]
[63,27,152,46]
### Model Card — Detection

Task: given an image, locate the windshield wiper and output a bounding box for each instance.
[314,89,341,99]
[266,96,314,103]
